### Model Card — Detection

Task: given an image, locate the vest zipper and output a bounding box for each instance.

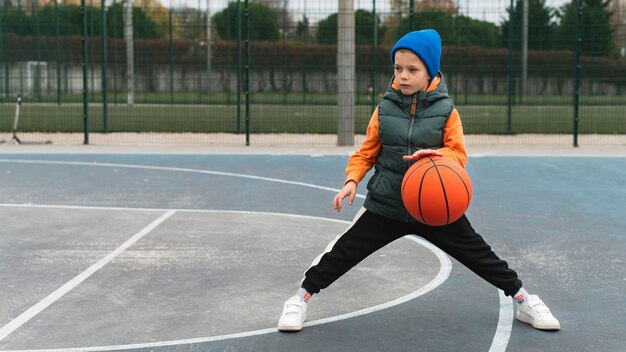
[406,94,417,167]
[405,94,417,222]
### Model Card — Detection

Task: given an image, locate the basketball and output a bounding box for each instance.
[401,156,472,226]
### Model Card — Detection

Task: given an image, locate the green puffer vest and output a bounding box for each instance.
[363,74,455,222]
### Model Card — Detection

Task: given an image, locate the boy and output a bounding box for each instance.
[277,29,560,332]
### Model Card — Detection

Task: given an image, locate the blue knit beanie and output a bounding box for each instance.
[390,29,441,80]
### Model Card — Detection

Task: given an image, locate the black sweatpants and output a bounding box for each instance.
[301,208,522,297]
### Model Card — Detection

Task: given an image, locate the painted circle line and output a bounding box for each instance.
[0,158,512,352]
[0,205,451,351]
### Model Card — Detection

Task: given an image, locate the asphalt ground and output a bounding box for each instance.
[0,145,624,352]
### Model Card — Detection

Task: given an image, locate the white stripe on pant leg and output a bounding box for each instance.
[300,207,368,286]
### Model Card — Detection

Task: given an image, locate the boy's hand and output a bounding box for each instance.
[333,180,357,212]
[403,149,444,161]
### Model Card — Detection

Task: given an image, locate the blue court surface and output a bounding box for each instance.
[0,146,624,352]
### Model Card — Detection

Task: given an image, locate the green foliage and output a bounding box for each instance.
[106,3,162,39]
[502,0,556,50]
[296,15,309,40]
[452,15,501,48]
[0,3,161,39]
[394,11,501,48]
[315,13,337,44]
[213,2,279,41]
[316,10,387,45]
[356,9,387,45]
[41,5,83,36]
[556,0,614,56]
[0,8,32,35]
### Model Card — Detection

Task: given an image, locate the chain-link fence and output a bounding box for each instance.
[0,0,625,146]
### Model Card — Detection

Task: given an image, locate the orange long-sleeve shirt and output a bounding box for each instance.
[345,76,468,186]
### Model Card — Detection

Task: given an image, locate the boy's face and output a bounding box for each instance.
[394,50,430,96]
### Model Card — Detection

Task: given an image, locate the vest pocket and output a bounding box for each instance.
[366,170,383,192]
[367,170,401,204]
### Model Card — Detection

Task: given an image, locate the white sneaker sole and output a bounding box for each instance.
[277,314,306,332]
[516,312,560,330]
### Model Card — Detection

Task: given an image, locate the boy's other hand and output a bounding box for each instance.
[403,149,444,161]
[333,180,357,212]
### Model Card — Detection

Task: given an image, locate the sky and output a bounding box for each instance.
[156,0,572,25]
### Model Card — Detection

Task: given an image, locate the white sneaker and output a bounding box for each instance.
[516,294,560,330]
[277,295,307,331]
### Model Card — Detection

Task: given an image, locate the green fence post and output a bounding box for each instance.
[507,0,514,134]
[81,0,89,144]
[370,0,377,111]
[573,0,582,148]
[168,6,173,105]
[112,0,118,104]
[226,3,232,106]
[61,4,67,99]
[244,0,250,146]
[207,0,212,99]
[102,0,108,132]
[1,0,6,100]
[196,0,201,104]
[236,0,241,133]
[55,0,63,104]
[281,3,287,106]
[89,0,95,103]
[43,2,51,99]
[87,0,91,101]
[32,0,41,101]
[17,0,23,96]
[63,6,69,98]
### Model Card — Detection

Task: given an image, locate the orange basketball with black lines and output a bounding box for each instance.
[401,156,472,226]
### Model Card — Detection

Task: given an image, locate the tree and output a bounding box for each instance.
[134,0,170,38]
[296,15,309,40]
[36,5,82,36]
[502,0,557,50]
[1,3,161,38]
[315,13,337,44]
[107,2,162,39]
[255,0,293,40]
[393,11,501,48]
[213,1,279,41]
[175,7,208,41]
[556,0,613,56]
[451,15,501,48]
[0,7,34,35]
[316,9,386,45]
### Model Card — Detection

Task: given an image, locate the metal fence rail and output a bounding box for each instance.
[0,0,625,146]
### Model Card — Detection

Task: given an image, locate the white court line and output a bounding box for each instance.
[0,159,364,199]
[0,210,176,343]
[0,203,359,227]
[488,290,514,352]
